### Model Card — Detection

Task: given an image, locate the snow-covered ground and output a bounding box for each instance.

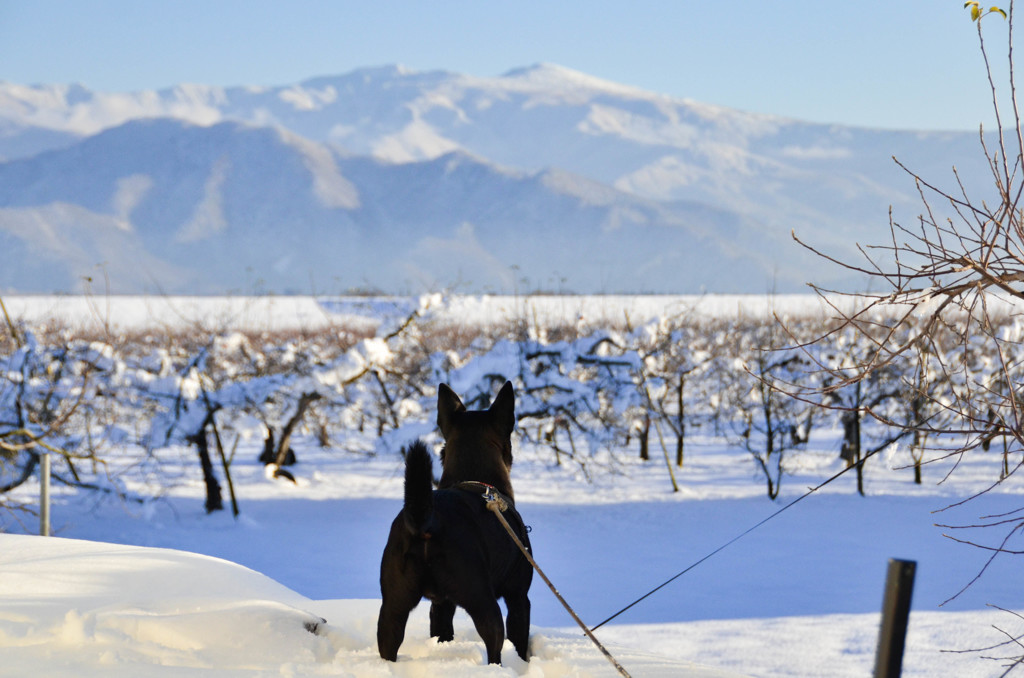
[0,534,742,677]
[5,430,1022,676]
[0,293,860,332]
[1,295,1022,676]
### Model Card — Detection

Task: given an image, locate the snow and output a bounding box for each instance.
[0,534,737,678]
[0,295,342,333]
[3,434,1019,677]
[0,293,860,334]
[0,535,739,678]
[0,294,1021,677]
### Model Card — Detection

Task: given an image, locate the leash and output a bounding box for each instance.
[479,485,633,678]
[590,434,903,631]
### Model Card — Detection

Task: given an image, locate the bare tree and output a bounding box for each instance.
[794,2,1022,468]
[634,314,718,468]
[726,322,813,500]
[792,4,1024,643]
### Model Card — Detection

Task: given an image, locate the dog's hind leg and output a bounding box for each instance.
[377,591,420,661]
[464,599,505,665]
[429,599,456,642]
[504,592,531,661]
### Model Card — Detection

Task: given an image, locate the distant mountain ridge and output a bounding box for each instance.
[0,64,991,294]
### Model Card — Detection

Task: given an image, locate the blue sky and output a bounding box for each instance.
[0,1,1012,131]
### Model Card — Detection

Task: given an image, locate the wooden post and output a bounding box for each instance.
[874,558,916,678]
[39,452,51,536]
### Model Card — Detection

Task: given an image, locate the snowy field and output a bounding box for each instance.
[0,292,864,332]
[1,295,1022,677]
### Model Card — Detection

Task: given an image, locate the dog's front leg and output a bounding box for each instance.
[429,599,456,642]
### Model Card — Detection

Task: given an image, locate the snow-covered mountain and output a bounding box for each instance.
[0,65,992,294]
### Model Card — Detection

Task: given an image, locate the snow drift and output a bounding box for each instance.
[0,534,741,677]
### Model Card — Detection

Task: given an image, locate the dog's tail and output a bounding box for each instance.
[402,440,434,535]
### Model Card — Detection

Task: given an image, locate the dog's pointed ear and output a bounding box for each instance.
[437,383,465,438]
[489,381,516,436]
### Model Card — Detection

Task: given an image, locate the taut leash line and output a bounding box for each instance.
[591,434,902,631]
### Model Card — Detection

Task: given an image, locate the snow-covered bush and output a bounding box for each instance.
[3,294,1018,516]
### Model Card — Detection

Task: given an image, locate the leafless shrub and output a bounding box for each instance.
[789,2,1024,646]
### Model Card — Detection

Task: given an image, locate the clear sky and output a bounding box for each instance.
[0,1,1013,131]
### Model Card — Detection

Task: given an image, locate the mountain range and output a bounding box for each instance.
[0,64,992,294]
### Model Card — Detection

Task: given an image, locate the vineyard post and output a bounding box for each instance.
[39,451,51,536]
[874,558,917,678]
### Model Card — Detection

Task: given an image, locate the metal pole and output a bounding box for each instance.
[874,558,916,678]
[39,452,50,536]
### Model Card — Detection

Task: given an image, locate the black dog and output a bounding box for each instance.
[377,381,532,665]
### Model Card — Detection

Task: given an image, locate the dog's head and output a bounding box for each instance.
[436,381,516,496]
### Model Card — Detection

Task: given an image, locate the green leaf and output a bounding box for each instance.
[972,5,981,20]
[992,6,1008,18]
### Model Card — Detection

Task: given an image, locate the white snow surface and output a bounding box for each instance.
[3,434,1020,677]
[0,534,737,677]
[1,293,865,333]
[1,294,1022,677]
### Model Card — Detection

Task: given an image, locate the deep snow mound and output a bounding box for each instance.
[0,534,744,677]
